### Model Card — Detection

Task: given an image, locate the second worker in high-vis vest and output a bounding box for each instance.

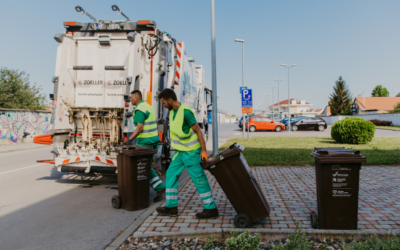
[126,90,166,202]
[156,88,218,219]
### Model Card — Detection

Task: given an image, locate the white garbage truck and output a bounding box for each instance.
[35,6,211,174]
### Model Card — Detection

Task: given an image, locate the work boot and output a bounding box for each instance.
[156,206,178,217]
[195,208,219,219]
[153,189,166,202]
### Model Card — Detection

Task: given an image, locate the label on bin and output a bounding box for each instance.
[332,190,351,197]
[332,165,351,171]
[137,175,148,181]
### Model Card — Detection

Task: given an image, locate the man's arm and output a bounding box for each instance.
[129,123,143,141]
[191,123,206,152]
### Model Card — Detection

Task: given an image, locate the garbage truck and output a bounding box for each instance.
[35,6,212,174]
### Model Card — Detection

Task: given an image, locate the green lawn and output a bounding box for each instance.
[220,137,400,166]
[375,125,400,131]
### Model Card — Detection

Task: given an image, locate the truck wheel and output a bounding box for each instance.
[234,213,251,228]
[275,126,282,132]
[111,195,121,209]
[311,211,318,229]
[249,126,256,132]
[291,125,298,131]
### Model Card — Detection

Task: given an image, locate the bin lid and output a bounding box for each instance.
[311,147,366,163]
[114,145,157,157]
[200,142,243,170]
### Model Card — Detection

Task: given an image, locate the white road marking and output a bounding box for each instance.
[0,163,47,175]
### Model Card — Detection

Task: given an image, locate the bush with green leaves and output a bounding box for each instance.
[331,117,375,144]
[343,233,400,250]
[274,223,311,250]
[225,229,260,250]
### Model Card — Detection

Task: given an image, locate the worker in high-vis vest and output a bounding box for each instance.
[125,90,166,202]
[156,88,218,219]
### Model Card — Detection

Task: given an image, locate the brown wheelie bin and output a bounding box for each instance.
[111,145,157,211]
[201,143,270,228]
[310,148,366,230]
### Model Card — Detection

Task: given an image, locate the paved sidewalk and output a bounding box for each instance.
[132,166,400,236]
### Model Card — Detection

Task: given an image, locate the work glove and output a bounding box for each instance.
[201,151,208,162]
[125,112,133,118]
[125,139,134,145]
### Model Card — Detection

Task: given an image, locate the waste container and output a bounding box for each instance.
[310,147,366,230]
[201,143,271,228]
[111,145,157,211]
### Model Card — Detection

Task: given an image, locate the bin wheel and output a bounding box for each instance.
[111,195,121,209]
[234,213,251,228]
[310,211,318,229]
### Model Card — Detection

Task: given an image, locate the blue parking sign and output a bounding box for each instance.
[241,89,252,108]
[240,86,247,94]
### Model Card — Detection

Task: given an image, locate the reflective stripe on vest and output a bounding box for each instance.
[170,103,201,151]
[133,102,158,139]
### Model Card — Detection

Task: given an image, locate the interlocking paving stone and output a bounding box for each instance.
[135,166,400,234]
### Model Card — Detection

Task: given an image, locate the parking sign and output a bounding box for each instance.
[241,89,253,113]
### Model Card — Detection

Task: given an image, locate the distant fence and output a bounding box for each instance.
[0,109,52,146]
[321,113,400,126]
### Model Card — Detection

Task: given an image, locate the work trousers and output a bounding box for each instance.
[136,143,166,193]
[166,149,216,210]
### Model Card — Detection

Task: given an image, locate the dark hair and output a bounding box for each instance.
[130,90,142,100]
[158,88,177,101]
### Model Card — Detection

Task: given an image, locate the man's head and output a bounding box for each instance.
[158,89,177,110]
[130,90,142,105]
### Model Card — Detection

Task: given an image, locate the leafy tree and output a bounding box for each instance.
[0,67,46,110]
[389,102,400,113]
[371,85,389,97]
[397,92,400,97]
[328,76,353,116]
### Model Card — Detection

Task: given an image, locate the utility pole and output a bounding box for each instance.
[210,0,218,156]
[235,39,245,138]
[272,78,285,120]
[268,86,277,120]
[280,64,298,132]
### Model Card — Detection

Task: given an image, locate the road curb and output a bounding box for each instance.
[375,128,400,132]
[130,228,400,241]
[105,174,192,250]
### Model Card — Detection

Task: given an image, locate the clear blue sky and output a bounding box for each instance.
[1,0,400,116]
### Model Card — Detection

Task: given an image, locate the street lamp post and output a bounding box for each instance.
[268,86,277,119]
[235,39,245,138]
[272,78,285,120]
[211,0,218,155]
[280,64,298,132]
[264,94,271,117]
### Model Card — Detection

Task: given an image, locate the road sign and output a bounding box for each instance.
[240,86,247,94]
[241,89,253,113]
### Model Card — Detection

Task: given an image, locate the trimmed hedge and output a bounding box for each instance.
[369,119,393,126]
[331,117,375,144]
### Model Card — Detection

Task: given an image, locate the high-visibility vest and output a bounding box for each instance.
[133,102,158,139]
[170,103,200,151]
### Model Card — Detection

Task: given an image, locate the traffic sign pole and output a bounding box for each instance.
[241,89,253,141]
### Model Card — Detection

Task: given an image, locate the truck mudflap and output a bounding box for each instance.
[33,134,53,145]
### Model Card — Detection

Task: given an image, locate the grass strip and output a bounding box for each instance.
[375,125,400,131]
[220,137,400,166]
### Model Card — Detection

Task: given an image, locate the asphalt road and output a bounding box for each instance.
[0,146,188,250]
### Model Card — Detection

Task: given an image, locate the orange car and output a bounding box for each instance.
[245,116,286,132]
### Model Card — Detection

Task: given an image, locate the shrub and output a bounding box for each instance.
[369,119,393,126]
[331,117,375,144]
[225,229,260,250]
[274,222,311,250]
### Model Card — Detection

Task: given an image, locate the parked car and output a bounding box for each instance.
[280,116,306,126]
[290,117,327,131]
[245,116,286,132]
[238,115,255,129]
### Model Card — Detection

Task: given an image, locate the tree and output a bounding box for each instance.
[0,67,46,110]
[371,85,389,97]
[389,102,400,113]
[396,92,400,97]
[328,76,353,116]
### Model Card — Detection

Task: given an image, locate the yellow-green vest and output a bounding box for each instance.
[133,102,158,139]
[170,103,200,151]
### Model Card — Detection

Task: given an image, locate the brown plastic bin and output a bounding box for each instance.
[310,147,366,230]
[201,143,270,228]
[111,146,157,211]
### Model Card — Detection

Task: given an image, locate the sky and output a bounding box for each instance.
[1,0,400,116]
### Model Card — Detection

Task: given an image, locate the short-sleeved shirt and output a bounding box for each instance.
[133,101,159,145]
[172,103,197,134]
